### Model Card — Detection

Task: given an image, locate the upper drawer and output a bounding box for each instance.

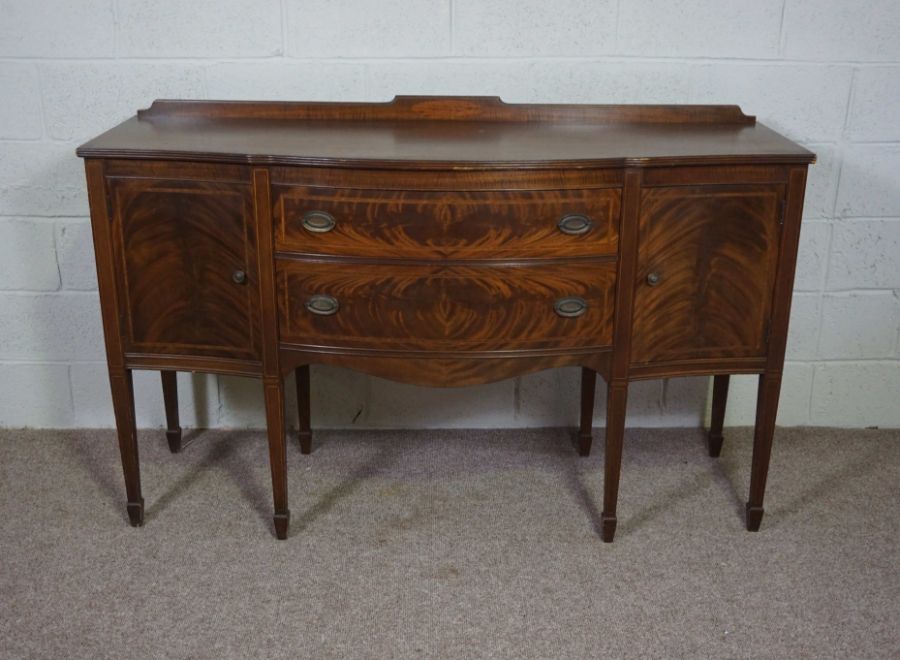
[273,186,620,259]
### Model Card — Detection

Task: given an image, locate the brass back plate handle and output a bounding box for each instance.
[305,294,340,316]
[554,296,588,318]
[557,214,593,236]
[302,210,336,233]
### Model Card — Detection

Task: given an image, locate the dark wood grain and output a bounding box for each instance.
[602,382,627,543]
[85,160,144,527]
[161,370,182,453]
[108,174,261,359]
[77,97,815,170]
[277,259,616,353]
[105,159,250,183]
[275,186,620,260]
[124,354,261,377]
[745,166,809,532]
[264,377,289,540]
[295,365,311,455]
[253,167,291,539]
[280,349,612,388]
[747,372,781,531]
[708,374,730,458]
[631,184,783,366]
[109,368,143,527]
[78,98,814,542]
[271,166,623,191]
[628,356,767,380]
[578,368,597,456]
[600,167,644,542]
[641,164,791,187]
[136,96,757,124]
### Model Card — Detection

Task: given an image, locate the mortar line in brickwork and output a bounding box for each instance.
[0,217,79,225]
[805,364,817,420]
[894,322,900,357]
[840,140,900,146]
[112,0,120,59]
[0,217,90,224]
[0,360,108,366]
[614,0,622,50]
[3,54,900,65]
[841,68,860,137]
[777,0,788,58]
[821,290,900,298]
[279,0,288,57]
[0,289,96,297]
[818,216,900,221]
[50,221,62,292]
[34,66,49,140]
[449,0,455,54]
[64,364,76,418]
[832,217,900,222]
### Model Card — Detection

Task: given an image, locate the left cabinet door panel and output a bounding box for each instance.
[107,174,261,360]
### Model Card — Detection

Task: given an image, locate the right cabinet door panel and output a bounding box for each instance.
[631,184,784,365]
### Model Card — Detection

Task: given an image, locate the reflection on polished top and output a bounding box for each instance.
[77,96,815,168]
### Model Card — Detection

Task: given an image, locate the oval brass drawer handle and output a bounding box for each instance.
[554,296,588,318]
[301,210,336,233]
[305,294,340,316]
[557,214,593,236]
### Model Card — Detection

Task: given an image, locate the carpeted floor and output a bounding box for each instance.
[0,427,897,659]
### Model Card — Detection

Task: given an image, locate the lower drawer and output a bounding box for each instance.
[276,259,616,352]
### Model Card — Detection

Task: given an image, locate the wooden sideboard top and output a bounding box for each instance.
[76,96,815,169]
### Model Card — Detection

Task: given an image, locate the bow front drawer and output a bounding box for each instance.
[276,259,615,352]
[273,186,620,259]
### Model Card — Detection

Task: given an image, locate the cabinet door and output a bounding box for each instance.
[631,184,783,365]
[108,176,260,360]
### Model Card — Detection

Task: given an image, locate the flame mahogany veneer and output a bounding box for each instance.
[77,96,815,541]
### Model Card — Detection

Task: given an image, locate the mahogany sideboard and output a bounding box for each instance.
[76,96,815,541]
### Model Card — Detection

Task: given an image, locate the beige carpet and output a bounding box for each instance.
[0,426,897,659]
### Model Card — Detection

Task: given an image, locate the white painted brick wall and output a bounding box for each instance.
[836,146,900,218]
[0,220,60,291]
[782,0,900,62]
[0,63,42,139]
[42,63,207,141]
[0,0,115,58]
[793,221,831,291]
[848,67,900,141]
[828,220,900,290]
[285,0,451,57]
[0,0,897,430]
[116,0,283,58]
[818,292,900,359]
[453,0,617,57]
[205,62,366,101]
[55,221,99,290]
[617,0,784,59]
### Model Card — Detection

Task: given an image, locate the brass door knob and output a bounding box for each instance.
[302,210,336,233]
[232,269,247,285]
[554,296,588,318]
[305,294,340,316]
